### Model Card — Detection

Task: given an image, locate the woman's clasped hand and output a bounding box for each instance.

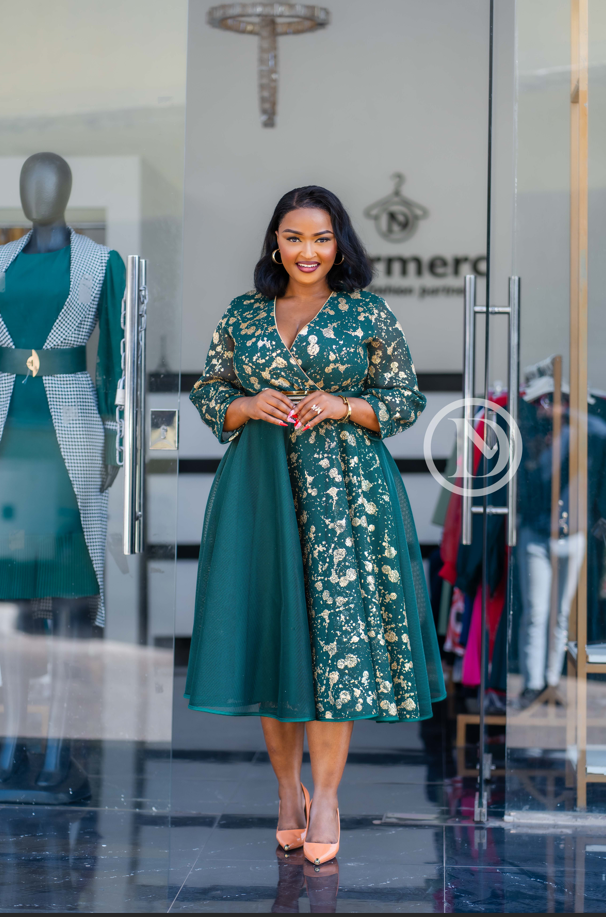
[289,391,348,430]
[242,388,347,430]
[237,388,348,431]
[238,388,295,426]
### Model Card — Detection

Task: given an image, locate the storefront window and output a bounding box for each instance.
[0,4,187,903]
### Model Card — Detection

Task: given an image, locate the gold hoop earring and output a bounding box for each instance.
[272,249,283,265]
[334,252,345,266]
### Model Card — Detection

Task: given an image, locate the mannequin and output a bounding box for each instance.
[17,153,118,490]
[20,152,72,254]
[0,153,125,802]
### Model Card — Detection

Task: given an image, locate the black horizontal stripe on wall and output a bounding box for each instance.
[149,371,463,394]
[147,544,176,560]
[177,544,200,560]
[148,372,180,393]
[396,457,447,474]
[147,459,178,475]
[147,542,440,563]
[179,458,220,474]
[151,457,449,475]
[417,371,462,392]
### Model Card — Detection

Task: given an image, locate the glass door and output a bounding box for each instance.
[503,0,606,820]
[467,0,606,822]
[456,0,603,823]
[0,0,187,880]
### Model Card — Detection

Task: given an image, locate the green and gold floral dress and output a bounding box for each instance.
[186,289,445,723]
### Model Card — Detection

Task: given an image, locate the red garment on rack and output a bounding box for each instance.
[439,488,461,585]
[461,560,507,686]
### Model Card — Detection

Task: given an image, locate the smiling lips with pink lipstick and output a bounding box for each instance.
[296,260,320,273]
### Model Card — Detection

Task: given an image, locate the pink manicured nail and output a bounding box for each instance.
[279,422,287,426]
[303,424,311,431]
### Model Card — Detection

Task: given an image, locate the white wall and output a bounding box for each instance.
[182,0,492,374]
[171,1,502,639]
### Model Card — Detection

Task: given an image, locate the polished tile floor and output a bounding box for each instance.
[1,677,606,912]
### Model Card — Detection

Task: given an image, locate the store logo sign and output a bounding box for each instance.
[364,173,429,243]
[423,398,522,497]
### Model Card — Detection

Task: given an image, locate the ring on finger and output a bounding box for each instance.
[311,403,322,414]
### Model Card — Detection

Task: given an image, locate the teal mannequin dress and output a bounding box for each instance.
[186,289,446,723]
[0,244,124,601]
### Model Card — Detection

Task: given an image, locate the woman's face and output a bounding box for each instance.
[275,207,338,289]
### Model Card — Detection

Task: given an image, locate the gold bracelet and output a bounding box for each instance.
[339,395,352,422]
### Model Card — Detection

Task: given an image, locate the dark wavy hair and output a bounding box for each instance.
[254,185,374,298]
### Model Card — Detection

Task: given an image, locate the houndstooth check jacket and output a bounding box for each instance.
[0,229,116,626]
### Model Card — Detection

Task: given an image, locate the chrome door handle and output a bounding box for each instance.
[507,276,520,547]
[461,275,476,545]
[120,255,148,555]
[461,275,520,547]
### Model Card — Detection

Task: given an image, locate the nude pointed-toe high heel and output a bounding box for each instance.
[276,783,311,852]
[303,806,340,866]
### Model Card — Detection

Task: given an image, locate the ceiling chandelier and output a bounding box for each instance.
[207,4,331,127]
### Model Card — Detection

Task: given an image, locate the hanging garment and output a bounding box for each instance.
[437,395,510,684]
[428,547,445,630]
[0,230,124,626]
[439,481,461,587]
[444,586,466,657]
[186,290,446,722]
[455,397,509,601]
[461,568,507,687]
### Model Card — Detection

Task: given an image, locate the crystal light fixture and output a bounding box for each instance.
[207,4,330,127]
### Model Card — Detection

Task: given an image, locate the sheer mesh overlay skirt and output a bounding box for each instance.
[185,420,445,722]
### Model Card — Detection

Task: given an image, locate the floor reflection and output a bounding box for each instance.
[2,673,606,911]
[0,805,173,913]
[0,807,100,912]
[2,801,606,910]
[272,847,339,913]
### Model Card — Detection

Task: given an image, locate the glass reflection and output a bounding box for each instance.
[0,599,97,802]
[0,808,101,912]
[272,847,339,914]
[505,0,606,817]
[0,153,124,804]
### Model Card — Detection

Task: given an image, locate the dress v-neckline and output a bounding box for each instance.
[273,292,333,354]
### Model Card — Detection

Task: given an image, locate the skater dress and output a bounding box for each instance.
[186,289,445,722]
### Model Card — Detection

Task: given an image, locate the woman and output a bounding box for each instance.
[186,186,445,864]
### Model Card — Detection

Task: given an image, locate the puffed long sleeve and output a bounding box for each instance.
[96,250,126,466]
[190,309,247,442]
[360,303,426,439]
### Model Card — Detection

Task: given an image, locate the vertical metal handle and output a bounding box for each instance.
[135,259,147,553]
[507,276,520,547]
[462,275,476,545]
[123,255,148,555]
